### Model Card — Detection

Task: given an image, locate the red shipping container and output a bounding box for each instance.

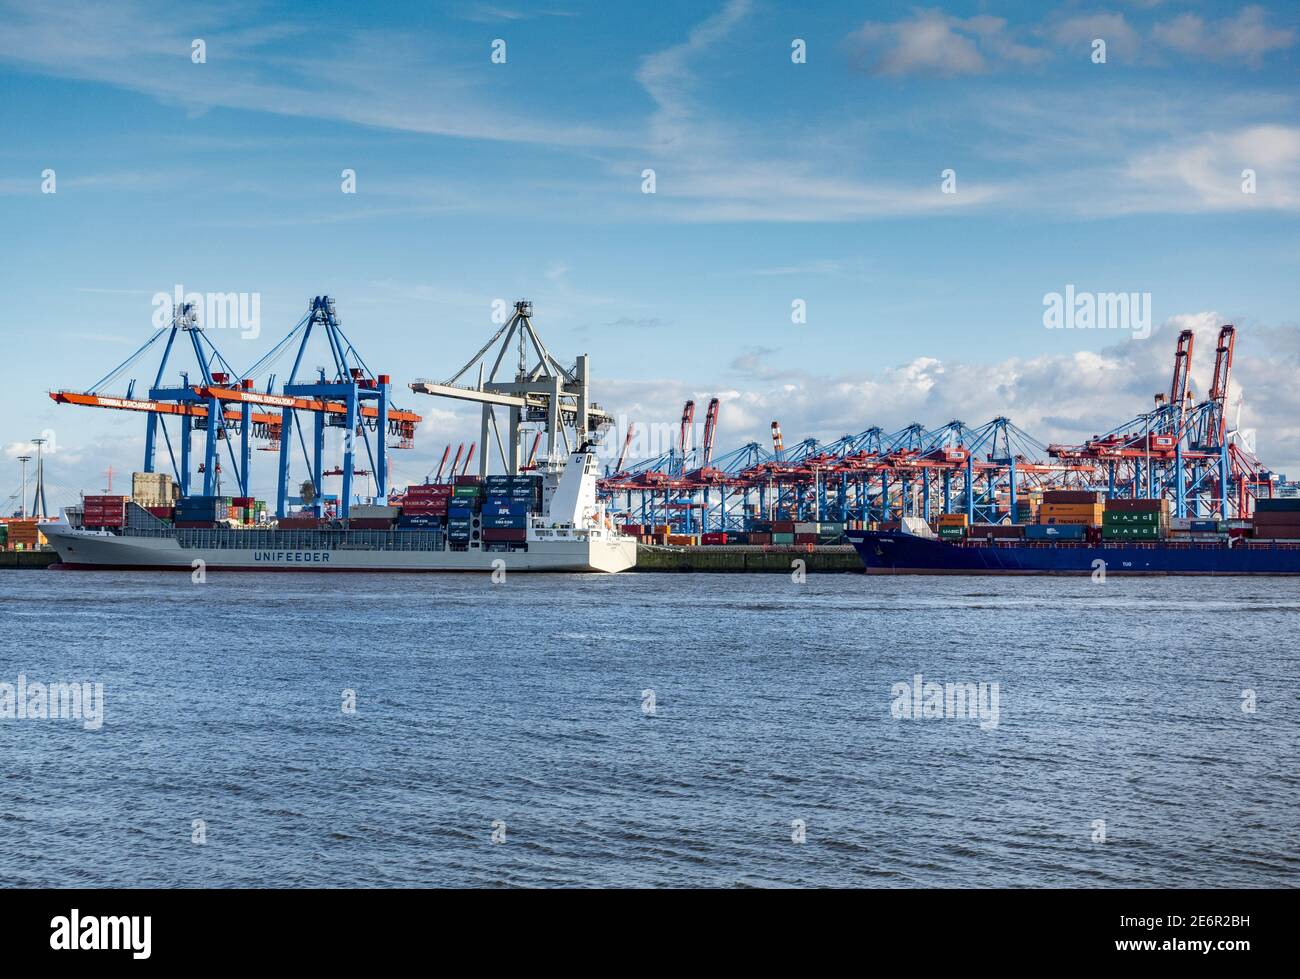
[772,521,796,534]
[1043,490,1105,504]
[453,475,482,486]
[1253,523,1300,537]
[405,484,452,497]
[147,506,175,519]
[748,532,772,544]
[402,502,448,515]
[702,532,728,545]
[482,528,526,542]
[347,518,393,529]
[621,524,644,536]
[794,532,818,544]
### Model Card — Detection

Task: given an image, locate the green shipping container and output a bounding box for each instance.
[1103,511,1163,526]
[938,526,966,538]
[1102,525,1160,539]
[771,533,795,544]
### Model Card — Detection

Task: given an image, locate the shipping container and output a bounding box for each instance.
[482,528,526,542]
[1102,510,1164,526]
[1102,525,1161,539]
[1104,498,1169,513]
[1042,490,1105,504]
[771,532,795,544]
[1025,524,1086,540]
[1254,498,1300,514]
[748,532,772,544]
[346,518,394,529]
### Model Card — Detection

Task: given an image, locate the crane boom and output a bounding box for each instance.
[702,397,719,467]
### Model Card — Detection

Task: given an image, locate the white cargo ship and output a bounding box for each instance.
[40,448,636,574]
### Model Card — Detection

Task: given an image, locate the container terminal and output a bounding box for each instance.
[4,301,1299,574]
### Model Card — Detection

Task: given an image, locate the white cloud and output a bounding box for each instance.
[1119,124,1300,212]
[1153,5,1296,65]
[849,10,1046,77]
[603,315,1300,475]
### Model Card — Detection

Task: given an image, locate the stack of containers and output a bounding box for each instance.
[4,520,40,550]
[793,520,819,545]
[818,521,845,544]
[1021,489,1043,521]
[1102,498,1169,540]
[400,483,452,529]
[771,519,795,545]
[229,496,256,525]
[447,477,482,549]
[936,512,968,540]
[484,474,542,512]
[1038,490,1105,526]
[82,495,127,529]
[480,496,528,550]
[131,471,176,510]
[174,496,229,528]
[1251,498,1300,539]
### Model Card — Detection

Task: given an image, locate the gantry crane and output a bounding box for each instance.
[409,301,610,474]
[49,295,421,515]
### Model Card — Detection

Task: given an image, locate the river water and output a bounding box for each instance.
[1,569,1296,887]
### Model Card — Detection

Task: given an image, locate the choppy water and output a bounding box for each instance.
[1,569,1297,887]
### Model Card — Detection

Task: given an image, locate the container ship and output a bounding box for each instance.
[39,447,637,573]
[846,492,1300,575]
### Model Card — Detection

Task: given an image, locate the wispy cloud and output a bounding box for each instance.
[848,10,1045,77]
[0,0,621,148]
[1153,5,1296,66]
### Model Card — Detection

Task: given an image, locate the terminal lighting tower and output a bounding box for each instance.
[17,455,30,518]
[410,301,611,475]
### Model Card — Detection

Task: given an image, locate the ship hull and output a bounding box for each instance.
[846,530,1300,575]
[40,523,637,574]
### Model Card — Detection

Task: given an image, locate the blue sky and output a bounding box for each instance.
[2,0,1299,505]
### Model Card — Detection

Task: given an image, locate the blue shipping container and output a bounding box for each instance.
[482,516,527,530]
[1025,524,1086,540]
